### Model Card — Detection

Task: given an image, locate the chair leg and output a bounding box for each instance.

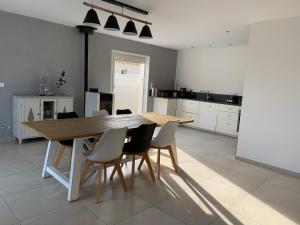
[137,157,145,170]
[131,155,135,188]
[167,145,178,172]
[96,164,103,203]
[53,145,65,168]
[144,152,155,182]
[110,155,122,180]
[115,161,127,192]
[104,164,107,181]
[157,148,161,179]
[80,160,93,186]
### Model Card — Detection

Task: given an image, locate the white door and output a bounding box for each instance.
[111,51,150,114]
[198,102,217,130]
[22,99,40,138]
[57,99,73,114]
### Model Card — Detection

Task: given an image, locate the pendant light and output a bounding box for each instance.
[83,7,101,27]
[139,24,153,39]
[123,20,138,36]
[104,14,120,31]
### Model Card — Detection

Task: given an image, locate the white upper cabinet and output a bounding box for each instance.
[198,102,217,130]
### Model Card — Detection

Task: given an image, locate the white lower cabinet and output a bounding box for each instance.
[179,111,199,127]
[198,102,217,130]
[176,99,240,136]
[13,95,73,144]
[153,97,177,115]
[216,118,238,135]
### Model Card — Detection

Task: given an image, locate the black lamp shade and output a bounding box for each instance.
[83,8,100,27]
[123,20,138,36]
[139,24,153,39]
[104,14,120,31]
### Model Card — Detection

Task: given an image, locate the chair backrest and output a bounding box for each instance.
[92,109,109,117]
[116,109,132,115]
[57,112,79,120]
[87,127,128,162]
[151,121,178,147]
[126,123,156,153]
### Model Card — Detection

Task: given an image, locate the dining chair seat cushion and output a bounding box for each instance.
[57,112,79,147]
[151,121,178,147]
[86,127,128,162]
[59,139,74,147]
[122,123,156,153]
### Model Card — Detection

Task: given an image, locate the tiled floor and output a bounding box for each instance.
[0,126,300,225]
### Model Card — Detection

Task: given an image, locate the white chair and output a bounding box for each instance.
[80,127,128,203]
[138,121,179,178]
[92,109,109,117]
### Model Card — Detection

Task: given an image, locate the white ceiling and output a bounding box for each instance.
[1,0,300,50]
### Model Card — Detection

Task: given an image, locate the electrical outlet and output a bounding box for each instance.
[0,83,4,88]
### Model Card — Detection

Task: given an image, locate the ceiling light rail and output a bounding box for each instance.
[83,2,152,25]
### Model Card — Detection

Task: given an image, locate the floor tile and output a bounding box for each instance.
[5,184,68,222]
[251,182,300,214]
[0,170,54,197]
[115,207,185,225]
[266,173,300,194]
[0,158,36,177]
[233,194,300,225]
[81,184,151,225]
[22,203,105,225]
[0,196,18,225]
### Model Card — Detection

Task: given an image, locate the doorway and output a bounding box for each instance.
[111,50,150,114]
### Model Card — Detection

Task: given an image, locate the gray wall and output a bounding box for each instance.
[89,32,177,93]
[0,10,177,138]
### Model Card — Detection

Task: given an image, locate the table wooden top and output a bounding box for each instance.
[22,112,193,141]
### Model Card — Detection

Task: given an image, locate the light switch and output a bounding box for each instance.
[0,83,4,88]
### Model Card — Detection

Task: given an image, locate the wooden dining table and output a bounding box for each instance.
[23,112,193,202]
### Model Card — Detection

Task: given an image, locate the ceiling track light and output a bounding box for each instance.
[83,7,101,27]
[82,1,153,39]
[104,14,120,31]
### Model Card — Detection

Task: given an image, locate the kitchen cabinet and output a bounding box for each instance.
[13,95,73,144]
[152,97,177,115]
[176,98,240,136]
[216,104,240,136]
[198,102,217,130]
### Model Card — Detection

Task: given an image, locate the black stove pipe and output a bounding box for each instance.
[76,25,96,114]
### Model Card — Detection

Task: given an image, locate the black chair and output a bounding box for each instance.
[116,109,132,115]
[110,123,156,187]
[53,112,79,168]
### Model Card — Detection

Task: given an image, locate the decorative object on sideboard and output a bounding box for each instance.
[39,76,54,96]
[56,71,67,96]
[82,0,153,39]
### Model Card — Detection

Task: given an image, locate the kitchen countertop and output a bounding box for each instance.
[150,96,242,107]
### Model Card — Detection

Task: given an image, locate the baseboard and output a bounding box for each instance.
[236,155,300,178]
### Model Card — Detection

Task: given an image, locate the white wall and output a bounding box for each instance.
[237,17,300,173]
[176,47,247,95]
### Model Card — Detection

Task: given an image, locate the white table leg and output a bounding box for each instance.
[171,141,178,166]
[68,139,83,202]
[42,141,55,178]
